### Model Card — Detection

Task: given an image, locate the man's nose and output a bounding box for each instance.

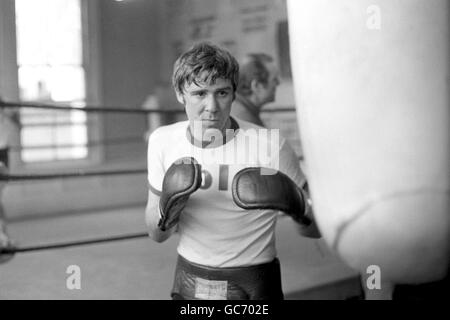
[204,94,218,112]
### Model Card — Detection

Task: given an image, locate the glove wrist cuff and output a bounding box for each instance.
[157,205,166,231]
[296,189,313,226]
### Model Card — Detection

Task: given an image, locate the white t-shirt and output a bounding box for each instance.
[147,118,304,267]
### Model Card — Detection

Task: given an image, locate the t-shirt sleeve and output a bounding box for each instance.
[147,129,165,195]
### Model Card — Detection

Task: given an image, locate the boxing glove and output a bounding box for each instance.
[158,157,202,231]
[232,167,312,226]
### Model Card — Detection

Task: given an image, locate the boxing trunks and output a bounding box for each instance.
[171,254,284,300]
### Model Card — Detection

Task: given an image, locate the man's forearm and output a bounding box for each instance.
[298,198,321,238]
[145,204,175,243]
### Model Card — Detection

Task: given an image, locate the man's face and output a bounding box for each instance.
[176,76,234,141]
[258,62,280,105]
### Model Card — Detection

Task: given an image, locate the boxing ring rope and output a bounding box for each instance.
[0,100,296,114]
[0,100,154,256]
[0,100,181,114]
[0,165,148,255]
[8,136,145,152]
[0,232,149,255]
[0,166,148,255]
[0,168,146,182]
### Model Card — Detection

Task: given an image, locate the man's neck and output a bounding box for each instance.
[236,94,262,113]
[187,118,239,148]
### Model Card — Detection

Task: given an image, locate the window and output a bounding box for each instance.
[15,0,88,162]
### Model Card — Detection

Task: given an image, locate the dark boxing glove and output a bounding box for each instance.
[232,167,312,226]
[158,157,202,231]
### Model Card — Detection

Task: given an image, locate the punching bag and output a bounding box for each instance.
[287,0,449,284]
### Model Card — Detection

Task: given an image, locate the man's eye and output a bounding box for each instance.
[218,91,229,97]
[194,92,206,97]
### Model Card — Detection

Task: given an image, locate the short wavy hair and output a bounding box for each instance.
[172,42,239,95]
[237,53,274,96]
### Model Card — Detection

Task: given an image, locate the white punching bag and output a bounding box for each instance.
[287,0,449,284]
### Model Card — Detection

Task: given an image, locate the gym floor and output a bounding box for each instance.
[0,207,361,300]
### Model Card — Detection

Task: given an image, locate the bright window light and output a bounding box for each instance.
[15,0,88,163]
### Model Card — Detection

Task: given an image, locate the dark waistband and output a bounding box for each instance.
[176,254,280,279]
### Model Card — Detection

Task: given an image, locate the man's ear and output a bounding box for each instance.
[250,79,261,93]
[175,91,185,104]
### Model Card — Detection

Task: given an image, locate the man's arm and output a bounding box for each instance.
[145,190,176,243]
[145,157,202,242]
[277,139,321,238]
[296,194,321,238]
[232,167,321,239]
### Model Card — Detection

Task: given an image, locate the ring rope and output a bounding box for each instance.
[0,100,181,114]
[0,231,149,254]
[0,168,146,181]
[8,136,145,151]
[0,100,296,114]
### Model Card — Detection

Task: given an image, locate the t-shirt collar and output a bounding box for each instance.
[186,117,240,149]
